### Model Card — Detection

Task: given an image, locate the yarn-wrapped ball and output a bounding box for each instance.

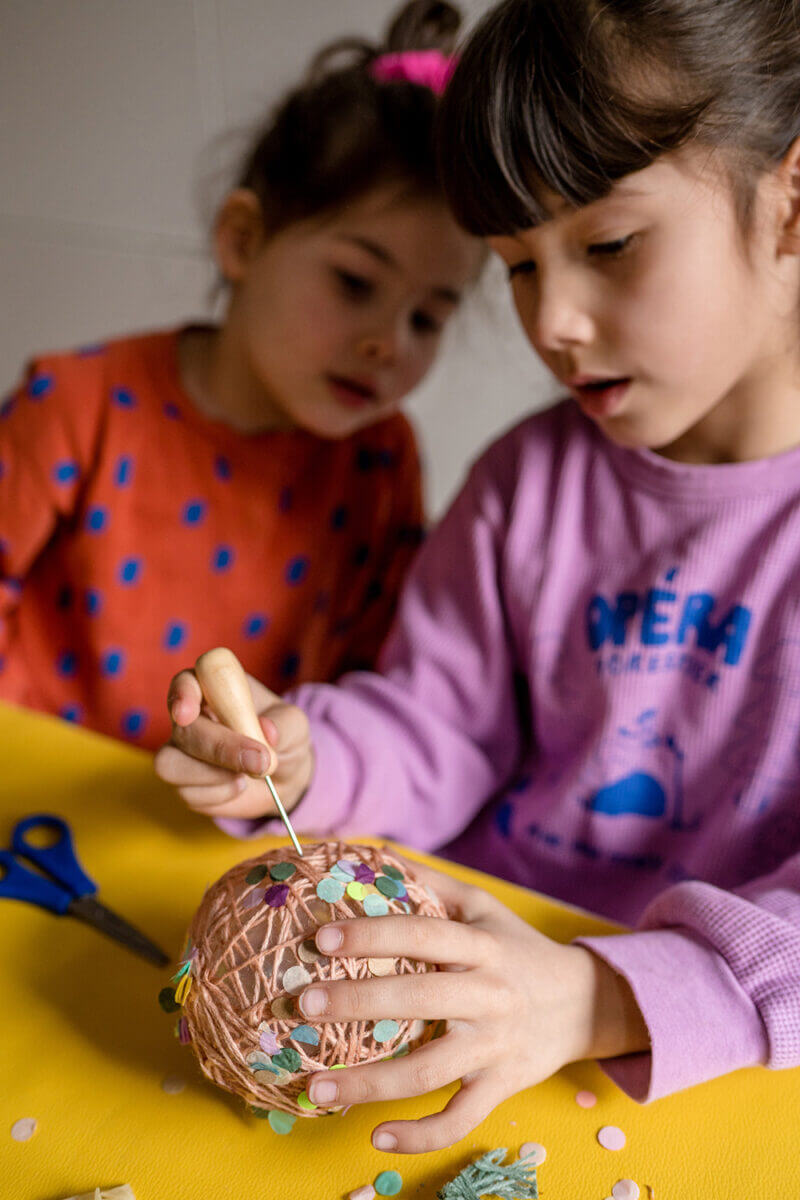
[167,842,449,1117]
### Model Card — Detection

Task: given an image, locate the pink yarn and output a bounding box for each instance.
[370,50,457,95]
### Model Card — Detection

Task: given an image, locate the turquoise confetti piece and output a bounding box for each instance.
[316,877,345,903]
[373,1019,400,1043]
[267,1110,296,1135]
[375,1169,403,1196]
[290,1024,320,1046]
[364,893,389,916]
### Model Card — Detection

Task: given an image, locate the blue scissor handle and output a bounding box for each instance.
[0,848,73,913]
[10,814,97,901]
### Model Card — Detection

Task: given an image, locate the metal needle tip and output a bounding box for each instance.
[264,774,303,856]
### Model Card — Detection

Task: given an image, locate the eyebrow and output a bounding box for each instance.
[337,235,461,304]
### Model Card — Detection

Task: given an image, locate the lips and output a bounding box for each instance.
[326,374,379,409]
[565,375,632,417]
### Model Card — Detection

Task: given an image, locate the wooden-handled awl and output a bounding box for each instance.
[194,647,303,857]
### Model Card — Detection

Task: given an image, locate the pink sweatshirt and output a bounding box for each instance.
[223,400,800,1102]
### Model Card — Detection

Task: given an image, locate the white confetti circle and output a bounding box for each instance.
[575,1089,597,1108]
[612,1181,640,1200]
[161,1074,186,1095]
[11,1118,37,1142]
[597,1125,627,1151]
[518,1141,546,1166]
[282,964,313,995]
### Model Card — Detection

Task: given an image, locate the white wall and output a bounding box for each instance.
[0,0,556,516]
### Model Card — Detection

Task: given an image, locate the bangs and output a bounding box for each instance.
[438,0,708,237]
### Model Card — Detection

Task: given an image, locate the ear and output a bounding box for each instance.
[213,189,266,282]
[775,136,800,256]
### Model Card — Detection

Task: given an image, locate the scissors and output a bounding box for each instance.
[0,813,169,967]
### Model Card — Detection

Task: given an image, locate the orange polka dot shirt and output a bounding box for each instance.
[0,328,425,749]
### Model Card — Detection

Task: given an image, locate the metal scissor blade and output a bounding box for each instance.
[68,895,169,967]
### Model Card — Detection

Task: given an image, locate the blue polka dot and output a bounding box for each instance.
[353,543,370,567]
[112,387,136,408]
[378,449,397,468]
[4,577,21,598]
[0,459,6,481]
[285,555,309,585]
[280,652,301,680]
[243,613,269,638]
[102,649,125,676]
[356,447,375,472]
[56,585,73,610]
[278,487,293,513]
[28,374,53,399]
[57,651,77,677]
[211,545,234,572]
[60,704,83,723]
[118,557,142,585]
[52,460,79,485]
[0,537,8,557]
[85,506,108,533]
[114,455,134,487]
[330,505,349,530]
[214,455,232,481]
[121,710,147,737]
[183,500,206,525]
[163,402,181,419]
[1,396,16,420]
[163,621,187,649]
[85,589,102,616]
[0,655,5,674]
[77,343,105,357]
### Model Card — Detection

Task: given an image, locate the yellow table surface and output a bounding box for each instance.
[1,702,797,1200]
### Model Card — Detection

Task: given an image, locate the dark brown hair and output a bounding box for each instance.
[237,0,461,230]
[438,0,800,236]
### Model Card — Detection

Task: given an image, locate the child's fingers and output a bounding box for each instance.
[299,967,491,1024]
[372,1069,507,1155]
[166,669,204,726]
[314,914,493,967]
[307,1032,478,1111]
[168,711,275,776]
[153,743,247,788]
[382,849,497,923]
[178,779,253,812]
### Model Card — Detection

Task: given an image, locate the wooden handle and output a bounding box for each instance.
[194,647,266,746]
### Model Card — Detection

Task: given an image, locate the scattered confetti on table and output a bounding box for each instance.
[612,1181,640,1200]
[575,1089,597,1108]
[160,1074,185,1095]
[10,1117,37,1142]
[518,1141,547,1166]
[374,1169,403,1196]
[348,1187,376,1200]
[597,1125,627,1151]
[266,1110,296,1135]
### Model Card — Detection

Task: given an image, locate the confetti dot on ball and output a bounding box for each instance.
[519,1141,546,1166]
[176,842,448,1118]
[612,1182,640,1200]
[598,1125,627,1151]
[347,881,366,901]
[374,1170,403,1196]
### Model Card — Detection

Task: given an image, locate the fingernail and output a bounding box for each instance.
[316,926,342,952]
[299,987,327,1016]
[240,748,267,775]
[309,1077,338,1104]
[234,775,248,794]
[373,1131,397,1152]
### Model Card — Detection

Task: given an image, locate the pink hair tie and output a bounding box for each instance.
[370,49,458,96]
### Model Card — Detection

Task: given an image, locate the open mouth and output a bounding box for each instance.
[326,374,378,408]
[569,376,632,415]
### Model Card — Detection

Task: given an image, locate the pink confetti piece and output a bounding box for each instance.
[597,1125,627,1151]
[259,1027,281,1055]
[161,1074,186,1095]
[612,1182,640,1200]
[10,1118,36,1142]
[348,1186,376,1200]
[575,1089,597,1108]
[518,1141,546,1166]
[242,889,266,910]
[265,883,290,908]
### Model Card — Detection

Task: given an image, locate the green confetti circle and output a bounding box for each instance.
[381,865,404,881]
[158,987,180,1013]
[316,877,345,903]
[271,1047,302,1072]
[269,861,296,881]
[376,875,403,898]
[374,1169,403,1195]
[364,893,389,917]
[373,1019,400,1044]
[267,1110,296,1135]
[245,864,268,885]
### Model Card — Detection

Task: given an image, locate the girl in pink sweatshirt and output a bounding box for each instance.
[157,0,800,1156]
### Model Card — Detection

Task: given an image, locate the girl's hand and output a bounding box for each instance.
[301,856,649,1154]
[153,667,313,819]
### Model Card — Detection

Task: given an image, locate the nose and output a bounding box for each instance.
[519,272,595,353]
[356,330,396,366]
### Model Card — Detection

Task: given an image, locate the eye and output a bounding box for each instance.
[507,259,536,280]
[410,309,441,335]
[587,234,634,258]
[334,269,374,299]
